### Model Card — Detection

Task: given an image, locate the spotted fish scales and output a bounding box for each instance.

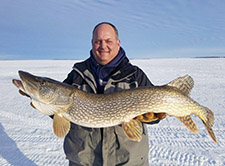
[12,71,217,144]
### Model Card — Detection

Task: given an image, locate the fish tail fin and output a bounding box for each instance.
[202,120,217,144]
[203,106,214,127]
[176,115,199,134]
[201,107,217,144]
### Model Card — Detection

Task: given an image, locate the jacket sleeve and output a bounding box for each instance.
[135,67,154,87]
[63,70,75,85]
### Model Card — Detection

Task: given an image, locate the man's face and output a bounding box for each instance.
[92,24,120,65]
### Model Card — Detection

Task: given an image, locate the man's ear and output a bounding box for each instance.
[117,39,121,48]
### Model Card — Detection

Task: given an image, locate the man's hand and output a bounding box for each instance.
[155,113,167,120]
[135,112,166,123]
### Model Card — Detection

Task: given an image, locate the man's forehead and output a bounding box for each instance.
[93,25,116,37]
[93,31,116,40]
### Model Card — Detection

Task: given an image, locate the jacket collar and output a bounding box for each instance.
[73,51,137,93]
[90,47,126,82]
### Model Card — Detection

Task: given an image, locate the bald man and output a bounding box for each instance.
[62,22,160,166]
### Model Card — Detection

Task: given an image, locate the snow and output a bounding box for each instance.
[0,58,225,166]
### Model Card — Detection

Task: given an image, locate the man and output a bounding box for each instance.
[63,22,161,166]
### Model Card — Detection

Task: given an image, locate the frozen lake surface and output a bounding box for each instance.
[0,58,224,165]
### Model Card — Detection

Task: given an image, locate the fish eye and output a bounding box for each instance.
[40,81,46,86]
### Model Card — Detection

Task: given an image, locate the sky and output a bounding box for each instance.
[0,0,225,60]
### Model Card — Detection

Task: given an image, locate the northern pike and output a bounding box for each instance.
[12,71,217,144]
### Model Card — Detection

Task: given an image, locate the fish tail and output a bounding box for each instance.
[201,106,214,127]
[200,106,217,144]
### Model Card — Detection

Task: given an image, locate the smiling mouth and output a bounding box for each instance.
[99,51,109,54]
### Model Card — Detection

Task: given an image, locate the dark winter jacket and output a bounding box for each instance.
[63,54,154,166]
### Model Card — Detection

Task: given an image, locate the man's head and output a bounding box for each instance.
[91,22,120,65]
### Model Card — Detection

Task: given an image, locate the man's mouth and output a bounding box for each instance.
[99,51,109,54]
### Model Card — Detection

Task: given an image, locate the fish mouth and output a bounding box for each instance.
[12,79,30,97]
[12,79,25,90]
[18,70,40,95]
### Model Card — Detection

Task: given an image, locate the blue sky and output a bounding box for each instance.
[1,0,225,60]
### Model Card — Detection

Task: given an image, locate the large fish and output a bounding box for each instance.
[12,71,217,144]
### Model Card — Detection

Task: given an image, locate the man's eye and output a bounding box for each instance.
[106,40,112,44]
[95,41,101,44]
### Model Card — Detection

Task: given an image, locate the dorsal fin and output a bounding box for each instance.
[167,75,194,96]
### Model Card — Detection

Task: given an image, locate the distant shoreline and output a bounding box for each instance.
[0,56,225,61]
[194,56,225,59]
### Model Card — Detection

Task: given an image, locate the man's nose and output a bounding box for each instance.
[100,41,107,49]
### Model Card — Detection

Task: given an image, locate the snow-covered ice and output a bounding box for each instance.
[0,58,224,166]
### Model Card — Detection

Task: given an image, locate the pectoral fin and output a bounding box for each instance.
[53,114,70,138]
[122,119,143,142]
[176,115,198,134]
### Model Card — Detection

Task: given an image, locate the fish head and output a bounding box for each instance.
[18,70,73,115]
[19,71,56,102]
